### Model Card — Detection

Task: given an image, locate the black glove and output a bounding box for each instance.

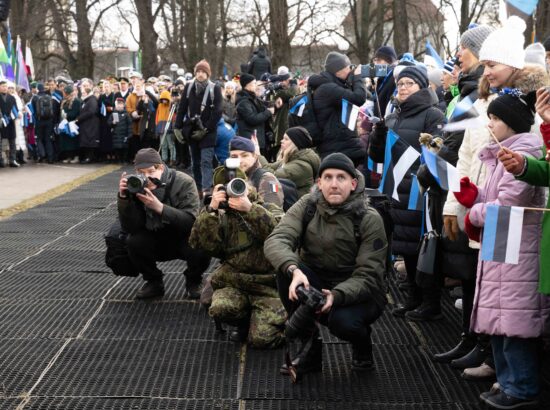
[416,164,441,191]
[190,128,208,141]
[368,122,388,163]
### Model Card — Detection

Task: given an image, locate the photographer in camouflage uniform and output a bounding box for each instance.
[189,165,285,348]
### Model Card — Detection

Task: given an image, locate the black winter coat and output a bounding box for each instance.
[174,81,223,149]
[370,88,446,256]
[373,67,396,118]
[0,93,16,140]
[235,90,272,149]
[311,71,368,165]
[108,110,132,149]
[77,95,100,148]
[248,48,272,80]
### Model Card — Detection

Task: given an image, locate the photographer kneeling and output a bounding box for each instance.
[189,162,286,348]
[118,148,211,299]
[264,153,387,378]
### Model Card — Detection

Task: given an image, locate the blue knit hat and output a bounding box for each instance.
[443,57,456,74]
[374,46,397,63]
[397,66,429,89]
[229,136,255,153]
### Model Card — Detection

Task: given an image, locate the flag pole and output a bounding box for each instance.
[486,127,504,150]
[523,207,550,212]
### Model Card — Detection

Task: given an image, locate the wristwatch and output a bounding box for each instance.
[286,265,298,276]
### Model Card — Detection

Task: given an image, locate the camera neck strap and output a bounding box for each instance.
[186,80,216,117]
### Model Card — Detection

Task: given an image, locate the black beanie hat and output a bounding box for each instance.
[374,46,397,63]
[240,73,255,89]
[487,91,536,134]
[318,153,357,178]
[324,51,351,74]
[286,126,312,150]
[397,66,429,89]
[134,148,163,169]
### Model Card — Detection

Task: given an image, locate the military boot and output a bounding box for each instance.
[135,280,165,299]
[351,342,374,371]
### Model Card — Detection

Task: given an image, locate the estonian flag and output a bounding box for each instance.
[52,91,62,104]
[379,130,421,201]
[408,174,424,211]
[341,99,360,131]
[421,146,460,192]
[289,95,307,117]
[11,105,18,120]
[367,157,384,174]
[100,102,107,117]
[450,95,478,121]
[26,102,35,125]
[481,205,524,265]
[425,40,444,69]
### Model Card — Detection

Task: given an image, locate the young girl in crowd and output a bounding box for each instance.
[455,89,550,409]
[108,98,132,163]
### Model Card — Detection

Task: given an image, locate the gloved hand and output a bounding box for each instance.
[368,122,388,163]
[190,128,208,141]
[416,164,439,191]
[443,215,459,241]
[454,176,478,208]
[464,212,481,242]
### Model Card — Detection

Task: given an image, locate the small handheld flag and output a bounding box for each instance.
[425,40,444,69]
[100,102,107,117]
[289,95,307,117]
[341,99,360,131]
[421,146,460,192]
[481,205,524,265]
[408,174,424,211]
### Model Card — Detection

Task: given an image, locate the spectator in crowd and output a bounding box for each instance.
[9,82,26,165]
[32,82,55,164]
[109,97,132,163]
[222,81,237,126]
[156,90,177,166]
[98,80,115,161]
[268,66,297,160]
[215,117,235,165]
[0,80,19,167]
[247,45,272,80]
[372,45,398,118]
[75,78,99,163]
[59,85,81,164]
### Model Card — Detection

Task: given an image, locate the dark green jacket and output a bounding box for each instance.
[264,174,388,308]
[262,148,321,197]
[272,87,296,145]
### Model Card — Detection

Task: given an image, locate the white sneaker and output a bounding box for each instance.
[454,298,463,311]
[68,156,79,164]
[62,159,70,164]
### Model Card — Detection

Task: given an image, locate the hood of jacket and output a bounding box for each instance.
[289,148,321,176]
[394,88,438,118]
[307,73,332,90]
[513,64,549,93]
[236,89,256,105]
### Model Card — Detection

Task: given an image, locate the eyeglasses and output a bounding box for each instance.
[396,81,416,89]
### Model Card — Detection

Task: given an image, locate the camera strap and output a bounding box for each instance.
[186,80,216,118]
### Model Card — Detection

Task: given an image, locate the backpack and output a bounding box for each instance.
[104,219,140,277]
[249,168,299,212]
[35,94,53,121]
[288,87,321,146]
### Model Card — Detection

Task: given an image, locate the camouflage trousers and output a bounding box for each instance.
[208,264,286,349]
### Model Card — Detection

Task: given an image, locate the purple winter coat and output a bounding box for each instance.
[469,132,550,338]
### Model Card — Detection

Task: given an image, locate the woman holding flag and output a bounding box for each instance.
[98,80,115,162]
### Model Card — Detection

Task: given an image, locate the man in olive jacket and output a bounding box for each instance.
[118,148,211,299]
[264,153,387,375]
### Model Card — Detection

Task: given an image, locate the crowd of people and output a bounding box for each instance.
[6,14,550,409]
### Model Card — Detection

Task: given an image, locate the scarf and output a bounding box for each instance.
[194,79,208,96]
[145,166,173,231]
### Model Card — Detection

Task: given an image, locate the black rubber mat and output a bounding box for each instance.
[70,216,118,234]
[24,398,239,410]
[83,301,228,342]
[14,249,111,273]
[108,271,193,301]
[0,339,65,397]
[0,232,61,249]
[0,247,32,268]
[240,401,463,410]
[0,299,100,339]
[47,232,107,252]
[0,271,118,300]
[0,399,24,409]
[34,340,239,399]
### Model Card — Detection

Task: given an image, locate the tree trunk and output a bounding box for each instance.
[536,0,550,43]
[205,0,218,76]
[356,0,371,62]
[459,0,470,34]
[134,0,159,77]
[184,0,199,67]
[218,0,229,78]
[373,0,385,51]
[269,0,291,68]
[392,0,409,54]
[74,0,94,79]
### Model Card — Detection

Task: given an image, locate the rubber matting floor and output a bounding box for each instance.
[0,169,548,410]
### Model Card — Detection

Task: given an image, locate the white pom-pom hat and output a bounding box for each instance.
[479,16,526,69]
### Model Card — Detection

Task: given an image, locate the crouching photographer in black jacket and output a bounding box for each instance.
[117,148,211,299]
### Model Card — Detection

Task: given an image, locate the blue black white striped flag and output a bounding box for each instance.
[289,95,307,117]
[421,146,460,192]
[379,130,421,201]
[367,157,384,174]
[481,205,524,265]
[11,105,18,120]
[408,174,424,211]
[425,40,444,69]
[341,99,360,131]
[100,102,107,117]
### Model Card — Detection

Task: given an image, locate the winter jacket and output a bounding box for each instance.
[215,118,235,164]
[118,168,200,239]
[155,90,173,136]
[517,123,550,295]
[125,92,141,136]
[264,174,388,310]
[370,87,446,255]
[271,87,296,145]
[247,48,272,80]
[0,92,17,140]
[261,148,321,197]
[373,67,396,118]
[174,80,223,149]
[443,64,549,248]
[468,132,550,338]
[77,94,99,148]
[222,96,236,125]
[235,89,272,149]
[137,91,159,142]
[108,109,132,149]
[311,71,368,164]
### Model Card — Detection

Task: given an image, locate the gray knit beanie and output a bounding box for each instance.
[460,25,494,58]
[324,51,351,74]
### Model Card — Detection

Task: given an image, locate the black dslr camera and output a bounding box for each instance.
[285,284,326,339]
[126,174,148,195]
[190,114,205,131]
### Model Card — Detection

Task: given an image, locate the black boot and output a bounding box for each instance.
[16,149,26,164]
[229,323,250,343]
[433,333,477,363]
[405,301,443,321]
[280,334,322,376]
[135,280,165,299]
[451,343,488,369]
[392,289,422,317]
[351,342,374,371]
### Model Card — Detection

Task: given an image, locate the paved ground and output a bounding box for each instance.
[0,168,548,409]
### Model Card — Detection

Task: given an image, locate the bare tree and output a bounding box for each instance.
[134,0,161,77]
[536,0,550,43]
[392,0,409,54]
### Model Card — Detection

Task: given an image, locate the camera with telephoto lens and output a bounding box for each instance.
[126,174,148,195]
[190,114,205,131]
[217,158,247,209]
[285,284,326,340]
[357,63,388,78]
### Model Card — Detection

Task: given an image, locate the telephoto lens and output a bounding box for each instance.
[126,174,148,194]
[225,178,247,197]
